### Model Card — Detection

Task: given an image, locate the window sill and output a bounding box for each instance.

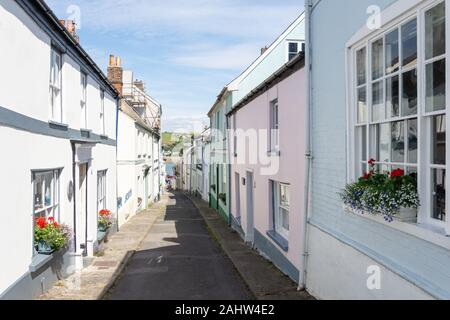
[267,150,281,157]
[267,230,289,252]
[48,121,69,130]
[29,254,53,273]
[343,206,450,251]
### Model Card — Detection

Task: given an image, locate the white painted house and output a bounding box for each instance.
[0,0,119,299]
[107,56,163,227]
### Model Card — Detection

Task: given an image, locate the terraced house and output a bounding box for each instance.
[305,0,450,299]
[208,13,305,225]
[0,0,119,299]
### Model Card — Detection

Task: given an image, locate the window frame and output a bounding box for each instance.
[286,40,303,61]
[347,0,449,235]
[32,169,61,255]
[271,181,290,240]
[80,72,88,129]
[269,99,280,152]
[100,90,106,136]
[49,48,63,123]
[97,170,107,215]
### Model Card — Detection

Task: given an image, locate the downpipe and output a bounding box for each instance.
[298,0,313,291]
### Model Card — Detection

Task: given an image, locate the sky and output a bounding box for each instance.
[46,0,305,133]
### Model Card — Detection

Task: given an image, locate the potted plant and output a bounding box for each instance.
[218,193,227,205]
[98,209,114,232]
[339,159,420,223]
[34,217,71,255]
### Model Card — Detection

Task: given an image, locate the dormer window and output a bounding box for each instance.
[287,41,304,61]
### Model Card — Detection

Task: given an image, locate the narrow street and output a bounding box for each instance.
[106,192,253,300]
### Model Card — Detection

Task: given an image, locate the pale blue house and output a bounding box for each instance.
[304,0,450,299]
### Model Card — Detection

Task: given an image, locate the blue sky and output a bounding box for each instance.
[46,0,305,133]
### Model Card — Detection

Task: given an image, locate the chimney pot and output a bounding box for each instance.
[260,46,268,55]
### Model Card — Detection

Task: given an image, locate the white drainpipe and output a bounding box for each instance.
[298,0,313,291]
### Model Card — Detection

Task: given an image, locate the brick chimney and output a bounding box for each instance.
[59,20,79,43]
[107,54,123,95]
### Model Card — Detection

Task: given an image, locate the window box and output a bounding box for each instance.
[340,160,420,223]
[36,240,55,255]
[344,205,417,224]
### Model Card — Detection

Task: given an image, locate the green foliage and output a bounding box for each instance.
[34,218,70,251]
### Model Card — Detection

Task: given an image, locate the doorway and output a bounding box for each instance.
[245,171,254,244]
[78,163,88,256]
[235,172,241,224]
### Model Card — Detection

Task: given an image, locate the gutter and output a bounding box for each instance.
[298,0,313,291]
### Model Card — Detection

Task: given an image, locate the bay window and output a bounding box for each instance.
[351,0,447,232]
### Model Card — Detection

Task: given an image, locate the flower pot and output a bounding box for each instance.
[394,207,418,223]
[98,224,109,232]
[36,240,54,255]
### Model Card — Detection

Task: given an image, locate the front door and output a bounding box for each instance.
[246,171,254,244]
[78,163,88,256]
[235,172,241,223]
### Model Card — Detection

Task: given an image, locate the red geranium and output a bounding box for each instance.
[368,159,376,166]
[99,209,112,216]
[362,172,372,180]
[390,168,405,178]
[36,217,48,229]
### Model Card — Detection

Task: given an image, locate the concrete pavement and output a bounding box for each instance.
[105,192,253,300]
[38,196,168,300]
[188,193,314,300]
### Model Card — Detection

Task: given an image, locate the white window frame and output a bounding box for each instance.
[97,170,107,213]
[269,99,280,152]
[80,72,88,129]
[346,0,449,236]
[33,169,60,220]
[272,181,290,239]
[49,48,63,123]
[286,40,304,61]
[100,90,106,136]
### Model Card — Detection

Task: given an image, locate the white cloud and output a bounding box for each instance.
[170,43,261,70]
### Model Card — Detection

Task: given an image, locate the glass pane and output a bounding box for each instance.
[425,2,446,60]
[361,126,367,161]
[426,59,446,112]
[372,38,384,80]
[280,185,289,207]
[432,168,446,222]
[408,119,418,163]
[378,123,390,162]
[391,121,405,163]
[386,76,399,117]
[281,208,289,231]
[357,47,366,86]
[357,87,367,123]
[402,69,418,116]
[289,42,298,53]
[432,115,446,165]
[402,19,417,68]
[385,29,399,74]
[372,81,385,121]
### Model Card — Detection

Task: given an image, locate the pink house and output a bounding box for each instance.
[227,54,306,282]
